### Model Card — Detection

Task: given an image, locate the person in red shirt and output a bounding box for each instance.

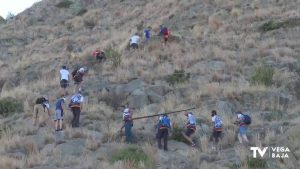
[92,49,106,62]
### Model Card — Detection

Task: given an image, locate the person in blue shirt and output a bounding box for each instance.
[157,114,172,151]
[55,94,66,131]
[144,26,152,44]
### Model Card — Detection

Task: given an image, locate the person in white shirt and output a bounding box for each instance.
[182,112,197,147]
[59,66,70,94]
[129,33,140,49]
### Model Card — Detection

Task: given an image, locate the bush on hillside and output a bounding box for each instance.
[166,70,190,87]
[259,18,300,32]
[56,0,73,8]
[110,146,155,169]
[0,97,23,117]
[170,125,186,142]
[246,157,268,169]
[251,66,274,86]
[105,46,122,68]
[76,9,87,16]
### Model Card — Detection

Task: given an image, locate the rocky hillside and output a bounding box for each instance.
[0,0,300,169]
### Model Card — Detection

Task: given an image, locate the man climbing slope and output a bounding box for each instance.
[69,88,84,128]
[54,94,66,132]
[182,111,197,147]
[33,96,51,127]
[122,108,133,143]
[59,66,70,95]
[72,67,87,92]
[156,114,172,151]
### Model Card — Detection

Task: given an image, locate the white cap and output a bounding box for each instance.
[79,68,85,73]
[124,108,129,113]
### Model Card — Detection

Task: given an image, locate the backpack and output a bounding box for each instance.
[242,114,251,125]
[214,116,223,129]
[69,94,82,107]
[161,117,170,128]
[36,97,46,104]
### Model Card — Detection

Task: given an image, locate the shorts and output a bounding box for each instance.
[185,128,195,137]
[60,79,68,88]
[239,126,247,135]
[210,130,222,142]
[55,109,63,120]
[74,76,83,84]
[130,43,138,49]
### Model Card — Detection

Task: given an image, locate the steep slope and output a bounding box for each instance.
[0,0,300,169]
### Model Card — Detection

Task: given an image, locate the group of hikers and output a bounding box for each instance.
[31,23,252,151]
[121,107,251,151]
[129,25,171,49]
[33,65,87,131]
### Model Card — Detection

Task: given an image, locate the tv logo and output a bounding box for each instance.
[250,147,268,158]
[250,147,290,159]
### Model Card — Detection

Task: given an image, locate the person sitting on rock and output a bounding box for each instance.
[182,111,196,147]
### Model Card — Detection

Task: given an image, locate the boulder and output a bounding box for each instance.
[146,90,164,103]
[127,89,149,108]
[56,139,86,157]
[115,79,144,95]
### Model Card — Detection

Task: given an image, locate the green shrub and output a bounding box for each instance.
[56,0,73,8]
[259,20,283,32]
[0,97,23,117]
[105,46,122,68]
[170,125,186,142]
[110,146,155,169]
[247,157,268,169]
[76,8,87,16]
[259,18,300,32]
[251,66,274,86]
[166,70,190,86]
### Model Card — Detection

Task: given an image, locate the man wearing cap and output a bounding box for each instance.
[69,89,84,128]
[123,108,133,143]
[55,94,66,132]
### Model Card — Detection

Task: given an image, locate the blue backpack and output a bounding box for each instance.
[242,114,251,125]
[214,116,223,129]
[161,117,170,128]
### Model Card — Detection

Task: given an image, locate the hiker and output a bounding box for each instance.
[182,112,196,147]
[160,25,170,46]
[72,67,87,92]
[234,112,251,144]
[122,108,133,143]
[54,94,66,132]
[156,114,171,151]
[59,66,70,95]
[69,89,84,128]
[209,110,223,148]
[144,26,151,44]
[129,33,140,49]
[92,49,106,62]
[33,96,50,127]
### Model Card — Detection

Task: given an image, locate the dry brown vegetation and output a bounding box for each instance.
[0,0,299,168]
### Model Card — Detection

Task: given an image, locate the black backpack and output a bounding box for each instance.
[243,114,251,125]
[36,97,46,104]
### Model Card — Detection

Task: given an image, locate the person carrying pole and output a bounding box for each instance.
[122,108,133,143]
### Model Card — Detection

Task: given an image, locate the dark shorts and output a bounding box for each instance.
[210,130,222,142]
[185,128,195,137]
[130,43,138,49]
[74,76,83,84]
[60,79,68,88]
